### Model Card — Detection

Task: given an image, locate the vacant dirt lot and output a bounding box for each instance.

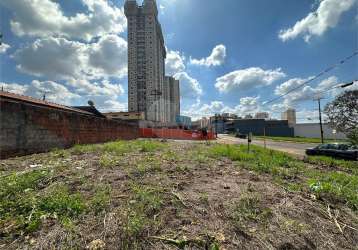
[0,140,357,250]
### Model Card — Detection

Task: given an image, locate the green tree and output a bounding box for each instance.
[324,90,358,144]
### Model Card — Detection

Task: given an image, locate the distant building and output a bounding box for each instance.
[281,108,296,125]
[200,117,210,128]
[104,112,145,121]
[125,0,165,122]
[293,123,346,140]
[222,113,238,119]
[226,119,294,137]
[191,120,201,130]
[164,76,180,123]
[244,114,253,119]
[255,112,269,119]
[176,115,192,128]
[125,0,180,123]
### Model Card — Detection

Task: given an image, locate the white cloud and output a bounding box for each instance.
[13,35,127,80]
[235,96,260,115]
[63,78,126,112]
[296,109,321,123]
[183,97,260,120]
[1,82,28,94]
[164,49,202,101]
[67,78,124,98]
[159,4,165,14]
[100,99,127,112]
[190,44,226,67]
[182,100,225,120]
[279,0,356,42]
[1,0,127,41]
[215,67,286,93]
[14,37,87,80]
[274,76,339,105]
[87,34,128,78]
[173,72,202,99]
[0,43,11,54]
[1,79,126,111]
[28,80,81,104]
[1,80,80,104]
[165,50,186,75]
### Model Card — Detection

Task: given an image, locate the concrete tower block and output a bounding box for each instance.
[143,0,158,16]
[124,0,138,16]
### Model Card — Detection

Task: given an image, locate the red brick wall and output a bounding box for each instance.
[0,98,139,159]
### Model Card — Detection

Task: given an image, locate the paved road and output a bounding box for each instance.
[218,134,319,157]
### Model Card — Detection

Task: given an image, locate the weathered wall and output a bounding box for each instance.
[0,98,139,159]
[293,123,347,140]
[230,119,294,137]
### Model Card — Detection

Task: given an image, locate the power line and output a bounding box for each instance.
[312,80,356,99]
[263,51,358,106]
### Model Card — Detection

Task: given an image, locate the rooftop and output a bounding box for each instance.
[0,91,95,116]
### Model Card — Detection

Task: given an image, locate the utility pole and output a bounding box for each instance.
[214,114,218,138]
[263,125,266,149]
[316,98,324,144]
[312,81,356,144]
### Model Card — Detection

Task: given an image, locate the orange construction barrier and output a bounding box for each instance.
[139,128,216,140]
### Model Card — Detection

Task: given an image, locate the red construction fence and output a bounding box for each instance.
[140,128,216,140]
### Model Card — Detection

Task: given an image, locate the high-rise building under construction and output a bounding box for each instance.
[125,0,179,122]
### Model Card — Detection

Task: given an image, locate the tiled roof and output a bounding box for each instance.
[0,91,95,116]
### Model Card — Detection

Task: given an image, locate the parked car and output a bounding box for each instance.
[306,143,358,161]
[235,132,247,139]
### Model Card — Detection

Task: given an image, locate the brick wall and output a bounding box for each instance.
[0,98,139,159]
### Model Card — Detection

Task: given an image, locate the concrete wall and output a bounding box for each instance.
[0,98,139,159]
[228,119,294,137]
[293,123,347,140]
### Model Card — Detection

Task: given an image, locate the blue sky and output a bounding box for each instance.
[0,0,357,122]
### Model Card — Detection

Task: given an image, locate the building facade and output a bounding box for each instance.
[281,108,296,125]
[293,123,346,140]
[255,112,269,119]
[104,112,145,121]
[176,115,192,129]
[125,0,166,122]
[165,76,180,123]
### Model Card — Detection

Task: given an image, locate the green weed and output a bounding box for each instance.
[119,184,164,248]
[130,184,164,215]
[132,140,165,152]
[306,156,358,174]
[209,144,303,175]
[209,144,358,210]
[99,153,117,168]
[0,170,51,233]
[254,136,346,144]
[0,170,86,235]
[230,195,272,226]
[90,184,112,214]
[50,148,70,158]
[308,172,358,210]
[0,169,50,198]
[72,144,99,154]
[162,150,180,162]
[130,156,162,177]
[175,165,190,173]
[39,185,86,219]
[199,192,209,205]
[102,141,133,155]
